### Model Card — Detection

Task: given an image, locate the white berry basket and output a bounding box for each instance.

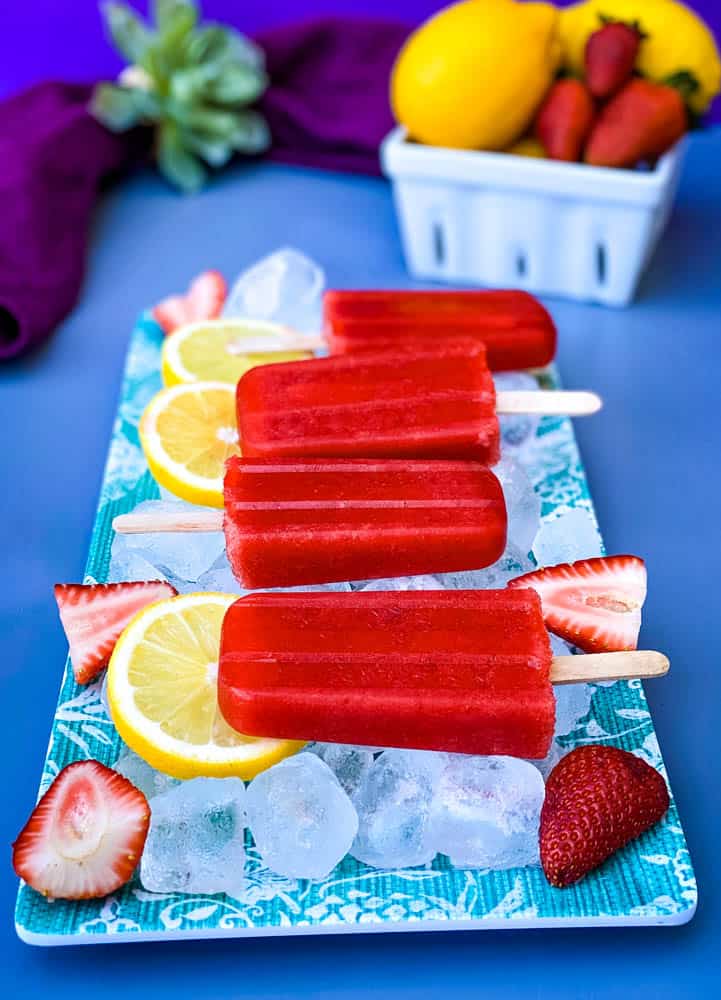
[380,127,685,307]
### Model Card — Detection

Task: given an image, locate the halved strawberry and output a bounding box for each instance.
[508,555,646,653]
[54,580,177,684]
[13,760,150,900]
[152,269,227,335]
[540,745,669,887]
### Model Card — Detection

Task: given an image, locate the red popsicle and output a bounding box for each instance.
[218,589,556,759]
[322,289,557,371]
[237,340,501,464]
[223,456,506,589]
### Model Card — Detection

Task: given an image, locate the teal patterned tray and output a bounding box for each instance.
[15,314,697,945]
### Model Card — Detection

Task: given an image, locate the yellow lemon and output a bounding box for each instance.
[139,382,239,508]
[506,136,547,158]
[391,0,561,150]
[161,318,312,387]
[560,0,721,114]
[107,592,304,779]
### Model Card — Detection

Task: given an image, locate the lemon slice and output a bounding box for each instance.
[139,382,239,507]
[107,593,304,779]
[161,318,312,387]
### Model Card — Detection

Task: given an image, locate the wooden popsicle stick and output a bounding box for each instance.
[113,510,223,534]
[496,390,602,416]
[550,650,669,685]
[226,331,324,354]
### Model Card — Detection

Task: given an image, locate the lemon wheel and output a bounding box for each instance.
[161,318,312,387]
[139,382,240,507]
[107,593,304,779]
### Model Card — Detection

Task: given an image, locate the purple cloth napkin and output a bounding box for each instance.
[0,81,149,361]
[258,18,407,175]
[0,17,408,361]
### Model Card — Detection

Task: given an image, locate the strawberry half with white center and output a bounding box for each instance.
[508,555,647,653]
[153,270,227,335]
[540,745,669,887]
[54,581,177,684]
[13,761,151,900]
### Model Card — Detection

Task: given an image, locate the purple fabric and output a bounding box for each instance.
[258,18,407,175]
[0,82,149,361]
[0,17,408,361]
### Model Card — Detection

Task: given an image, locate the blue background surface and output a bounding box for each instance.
[1,129,720,996]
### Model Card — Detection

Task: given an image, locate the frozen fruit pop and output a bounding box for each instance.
[236,340,600,463]
[323,289,557,371]
[238,340,501,463]
[219,588,555,758]
[217,590,670,758]
[113,457,508,590]
[223,457,506,589]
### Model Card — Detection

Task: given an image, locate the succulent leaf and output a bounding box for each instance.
[208,63,268,105]
[230,111,272,154]
[102,2,153,64]
[90,83,145,131]
[157,121,207,193]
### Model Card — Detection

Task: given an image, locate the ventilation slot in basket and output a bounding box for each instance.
[596,243,607,286]
[515,252,528,279]
[431,220,446,268]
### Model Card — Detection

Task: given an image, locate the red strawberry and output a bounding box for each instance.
[540,745,669,887]
[13,760,151,899]
[535,79,596,162]
[584,78,687,168]
[152,269,227,335]
[54,581,177,684]
[585,21,643,99]
[508,554,646,653]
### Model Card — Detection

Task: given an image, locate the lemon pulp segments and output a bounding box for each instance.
[161,318,312,387]
[139,381,239,507]
[107,593,304,779]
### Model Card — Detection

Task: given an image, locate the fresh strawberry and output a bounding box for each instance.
[584,21,643,99]
[540,745,669,887]
[534,79,596,162]
[584,78,687,168]
[13,760,150,899]
[54,581,177,684]
[508,554,646,653]
[152,269,227,335]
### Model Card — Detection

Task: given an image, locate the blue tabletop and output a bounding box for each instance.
[2,130,720,998]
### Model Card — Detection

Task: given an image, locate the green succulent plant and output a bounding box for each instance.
[91,0,270,192]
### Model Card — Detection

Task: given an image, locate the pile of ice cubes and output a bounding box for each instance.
[118,658,595,893]
[105,249,604,894]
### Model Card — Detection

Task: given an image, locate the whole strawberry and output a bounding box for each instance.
[585,78,687,168]
[535,78,596,162]
[540,745,669,888]
[585,20,644,99]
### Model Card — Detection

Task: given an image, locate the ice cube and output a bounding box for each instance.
[307,744,374,798]
[494,372,541,451]
[350,749,444,869]
[245,752,357,880]
[196,553,242,594]
[140,778,247,897]
[554,683,594,737]
[119,500,226,584]
[431,755,545,869]
[222,248,325,334]
[434,544,533,590]
[354,574,442,592]
[532,508,602,567]
[494,455,541,555]
[107,534,168,584]
[113,748,180,800]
